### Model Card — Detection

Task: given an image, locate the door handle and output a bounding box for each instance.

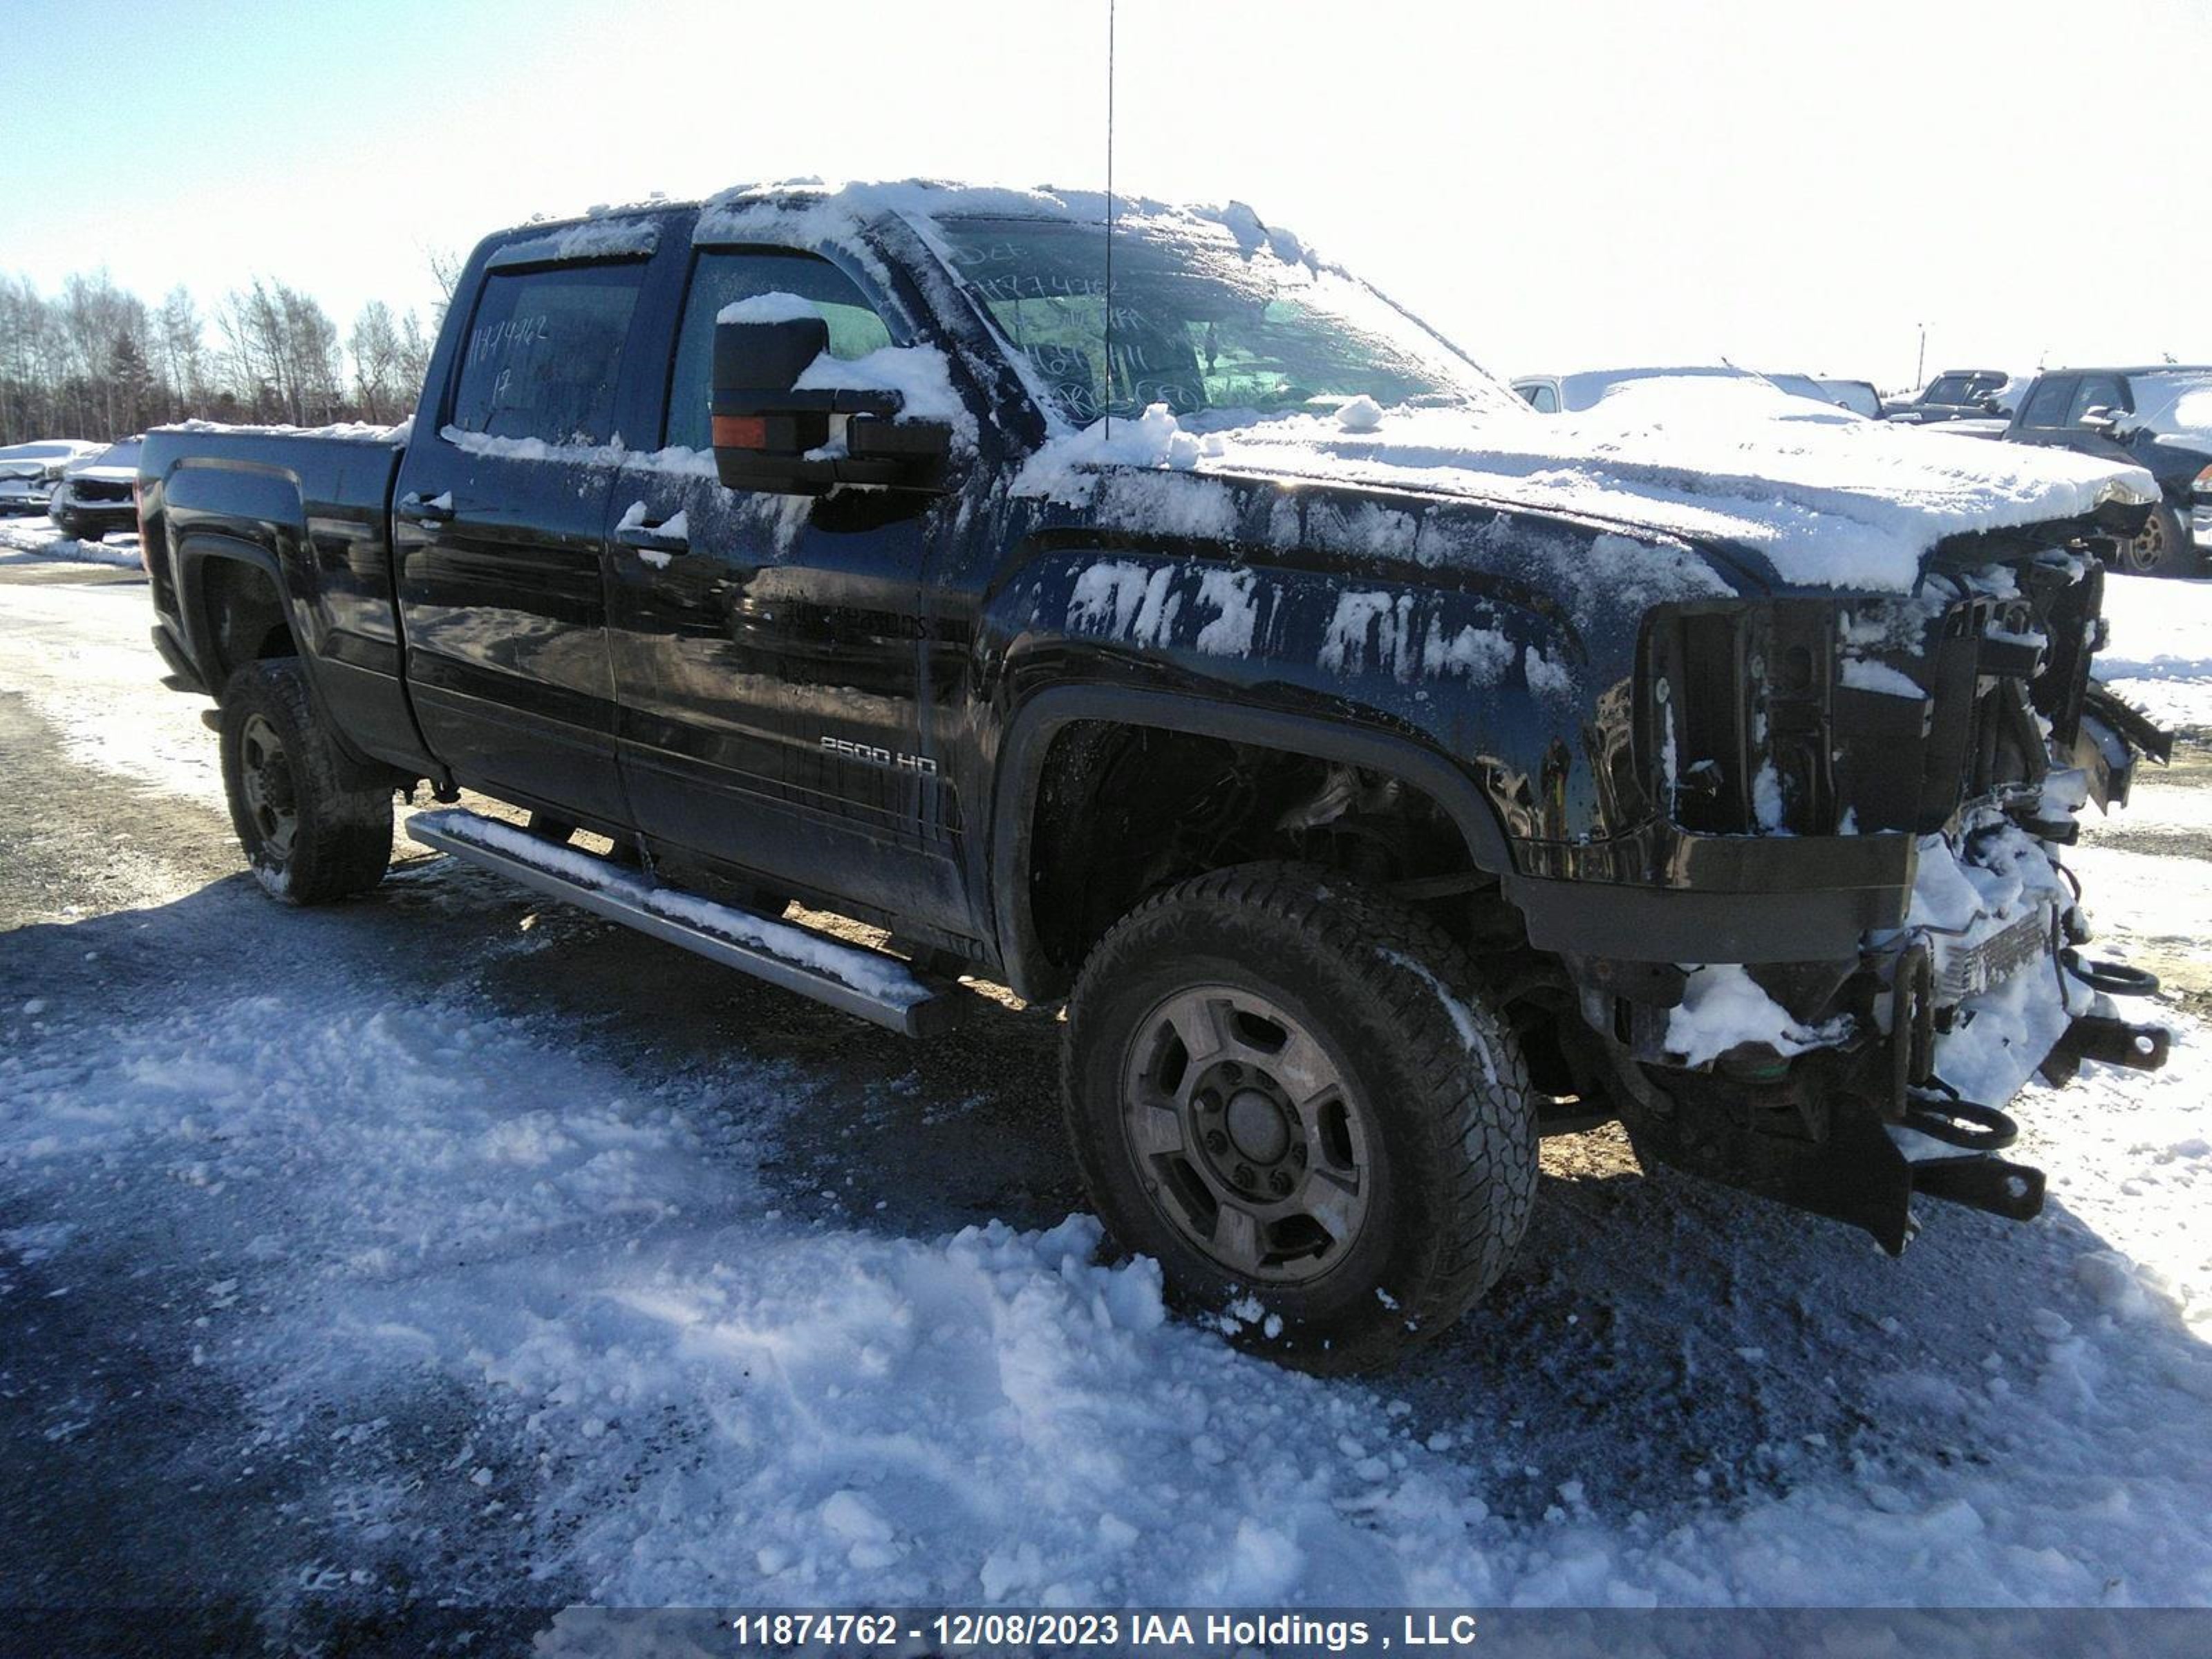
[397,491,454,525]
[615,521,691,556]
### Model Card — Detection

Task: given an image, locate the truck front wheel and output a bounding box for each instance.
[1062,863,1538,1372]
[219,659,393,904]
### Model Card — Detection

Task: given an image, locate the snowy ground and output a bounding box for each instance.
[3,537,2211,1635]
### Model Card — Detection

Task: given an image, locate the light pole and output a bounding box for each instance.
[1915,323,1927,391]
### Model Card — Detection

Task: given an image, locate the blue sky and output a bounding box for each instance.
[4,0,2208,384]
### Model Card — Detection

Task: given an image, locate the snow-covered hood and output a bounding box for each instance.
[1018,380,2157,594]
[61,463,138,485]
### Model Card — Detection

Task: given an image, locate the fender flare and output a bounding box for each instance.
[174,530,297,690]
[173,531,391,777]
[987,682,1516,1001]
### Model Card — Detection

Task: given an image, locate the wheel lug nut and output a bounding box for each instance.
[1234,1163,1255,1188]
[1269,1171,1293,1196]
[1206,1132,1228,1154]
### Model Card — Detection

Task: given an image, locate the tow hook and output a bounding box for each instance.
[1901,1090,2018,1153]
[2052,1013,2171,1071]
[2061,949,2161,997]
[1913,1155,2047,1223]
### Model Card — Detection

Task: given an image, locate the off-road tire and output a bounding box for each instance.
[219,659,393,904]
[1062,862,1538,1372]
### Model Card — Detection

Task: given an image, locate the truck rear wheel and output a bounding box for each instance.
[219,659,393,904]
[1062,863,1537,1372]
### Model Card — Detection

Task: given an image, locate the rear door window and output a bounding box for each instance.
[448,261,647,446]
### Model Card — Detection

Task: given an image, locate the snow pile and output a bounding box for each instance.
[487,218,659,268]
[156,416,410,444]
[716,292,823,326]
[794,343,971,438]
[1013,391,2153,594]
[1666,964,1852,1067]
[0,514,143,570]
[1335,394,1385,433]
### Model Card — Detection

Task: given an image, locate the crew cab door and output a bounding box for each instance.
[395,251,653,827]
[604,242,971,933]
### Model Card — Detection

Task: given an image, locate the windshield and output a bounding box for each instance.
[2126,371,2212,435]
[932,214,1519,425]
[86,440,142,471]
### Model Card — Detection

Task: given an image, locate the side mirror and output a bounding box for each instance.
[711,315,950,496]
[2077,406,2123,437]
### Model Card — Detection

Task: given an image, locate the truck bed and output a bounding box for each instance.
[139,423,424,773]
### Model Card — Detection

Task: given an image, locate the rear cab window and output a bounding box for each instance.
[448,261,648,446]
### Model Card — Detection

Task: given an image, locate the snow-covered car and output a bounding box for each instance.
[0,438,102,514]
[1512,364,1758,413]
[1515,366,1859,415]
[46,435,142,543]
[1761,370,1868,413]
[138,182,2174,1370]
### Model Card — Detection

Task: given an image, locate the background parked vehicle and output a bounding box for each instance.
[1818,377,1883,419]
[1512,366,1864,416]
[2000,366,2212,576]
[1884,368,2030,424]
[1511,364,1763,412]
[0,438,102,514]
[1761,370,1866,412]
[46,436,143,542]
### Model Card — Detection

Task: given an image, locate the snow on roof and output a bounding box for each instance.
[494,177,1321,272]
[154,418,411,444]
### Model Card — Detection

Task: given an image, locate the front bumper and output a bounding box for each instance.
[1508,827,1912,963]
[51,500,135,533]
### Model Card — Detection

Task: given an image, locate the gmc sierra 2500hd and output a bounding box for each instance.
[139,181,2172,1371]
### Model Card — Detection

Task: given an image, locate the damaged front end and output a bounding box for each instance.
[1578,525,2174,1253]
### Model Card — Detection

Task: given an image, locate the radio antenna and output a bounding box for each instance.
[1103,0,1117,437]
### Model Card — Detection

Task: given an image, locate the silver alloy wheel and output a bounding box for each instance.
[2121,512,2166,574]
[236,711,299,863]
[1119,984,1371,1284]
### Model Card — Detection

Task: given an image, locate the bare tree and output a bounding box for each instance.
[396,309,432,411]
[0,266,422,443]
[155,286,208,412]
[218,279,341,424]
[349,300,404,424]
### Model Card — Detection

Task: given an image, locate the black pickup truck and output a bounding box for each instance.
[138,181,2173,1371]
